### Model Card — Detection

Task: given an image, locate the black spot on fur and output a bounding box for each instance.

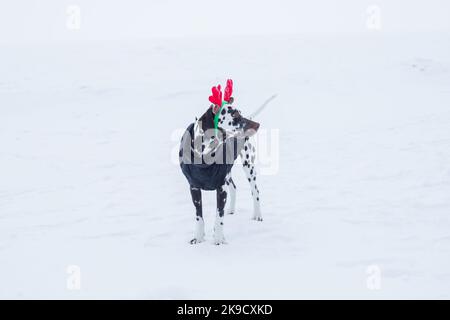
[221,109,226,115]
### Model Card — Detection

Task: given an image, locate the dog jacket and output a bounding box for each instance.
[179,123,244,190]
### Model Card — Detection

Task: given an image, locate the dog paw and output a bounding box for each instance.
[252,216,263,222]
[214,238,227,245]
[189,238,204,245]
[213,232,227,245]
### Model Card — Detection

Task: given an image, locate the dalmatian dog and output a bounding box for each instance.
[179,79,262,245]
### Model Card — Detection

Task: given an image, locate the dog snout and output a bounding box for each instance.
[242,118,260,137]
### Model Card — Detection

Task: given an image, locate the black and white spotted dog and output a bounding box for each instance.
[179,80,262,245]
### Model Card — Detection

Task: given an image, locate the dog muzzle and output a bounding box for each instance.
[241,117,260,137]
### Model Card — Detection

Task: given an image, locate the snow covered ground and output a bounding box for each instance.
[1,33,450,299]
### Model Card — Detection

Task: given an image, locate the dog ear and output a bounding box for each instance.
[211,104,221,114]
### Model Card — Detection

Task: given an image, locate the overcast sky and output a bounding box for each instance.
[1,0,449,44]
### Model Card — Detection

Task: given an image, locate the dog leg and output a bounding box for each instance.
[241,140,262,221]
[225,174,236,215]
[189,186,205,244]
[214,185,227,245]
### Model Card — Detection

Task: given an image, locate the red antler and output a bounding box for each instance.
[224,79,233,103]
[209,84,222,106]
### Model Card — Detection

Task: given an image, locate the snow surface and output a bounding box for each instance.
[1,33,450,299]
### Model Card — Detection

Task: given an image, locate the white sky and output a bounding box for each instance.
[0,0,449,43]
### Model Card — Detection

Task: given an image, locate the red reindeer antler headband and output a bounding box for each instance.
[209,79,233,113]
[224,79,233,103]
[208,79,234,135]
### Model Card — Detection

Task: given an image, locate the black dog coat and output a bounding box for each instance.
[179,123,244,190]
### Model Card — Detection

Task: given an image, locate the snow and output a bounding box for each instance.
[1,33,450,299]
